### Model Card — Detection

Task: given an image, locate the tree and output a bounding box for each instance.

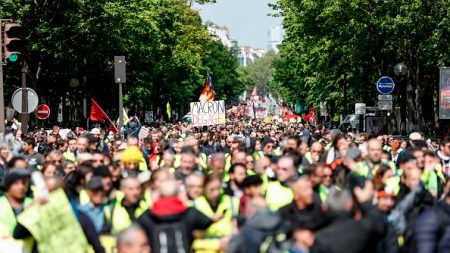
[0,0,245,126]
[246,51,280,96]
[273,0,450,132]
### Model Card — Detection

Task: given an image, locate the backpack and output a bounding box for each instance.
[151,221,190,253]
[259,219,291,253]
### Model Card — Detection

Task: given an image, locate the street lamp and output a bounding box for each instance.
[394,62,407,135]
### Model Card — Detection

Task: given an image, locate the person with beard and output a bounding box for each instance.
[89,128,109,154]
[35,131,49,154]
[199,132,219,157]
[285,136,300,151]
[124,110,141,139]
[224,163,247,198]
[175,147,199,183]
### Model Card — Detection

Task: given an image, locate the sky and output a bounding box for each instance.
[192,0,282,50]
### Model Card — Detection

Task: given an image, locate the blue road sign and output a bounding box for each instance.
[376,76,395,94]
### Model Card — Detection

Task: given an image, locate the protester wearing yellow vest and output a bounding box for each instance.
[104,177,148,234]
[355,139,398,178]
[192,173,239,253]
[193,173,239,238]
[0,169,34,252]
[265,156,297,210]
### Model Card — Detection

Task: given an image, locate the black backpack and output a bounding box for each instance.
[151,220,190,253]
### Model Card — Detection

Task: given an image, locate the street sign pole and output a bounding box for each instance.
[119,82,123,135]
[21,63,28,134]
[114,56,126,137]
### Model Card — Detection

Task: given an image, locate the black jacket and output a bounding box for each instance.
[415,200,450,253]
[227,210,289,253]
[311,213,371,253]
[278,200,325,230]
[137,205,212,253]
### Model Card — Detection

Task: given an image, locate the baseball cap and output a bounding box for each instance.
[409,132,422,141]
[90,128,101,135]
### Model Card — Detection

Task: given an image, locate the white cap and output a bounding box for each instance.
[90,128,101,135]
[409,132,422,141]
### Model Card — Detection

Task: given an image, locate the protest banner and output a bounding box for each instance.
[190,100,226,126]
[17,189,89,253]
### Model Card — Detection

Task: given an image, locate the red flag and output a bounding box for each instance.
[90,99,106,123]
[90,99,119,133]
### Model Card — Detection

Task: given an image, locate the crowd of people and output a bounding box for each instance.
[1,116,450,253]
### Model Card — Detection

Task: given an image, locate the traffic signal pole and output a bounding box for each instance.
[0,20,10,135]
[0,19,24,135]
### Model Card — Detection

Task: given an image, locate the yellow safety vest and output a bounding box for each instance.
[193,195,239,238]
[79,189,90,205]
[385,176,401,196]
[252,151,264,161]
[0,195,34,253]
[265,181,293,211]
[224,153,232,172]
[199,153,208,171]
[104,199,148,234]
[355,160,397,178]
[139,157,148,172]
[144,189,154,208]
[64,151,77,163]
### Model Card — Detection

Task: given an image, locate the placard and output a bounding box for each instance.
[17,189,89,253]
[190,100,226,126]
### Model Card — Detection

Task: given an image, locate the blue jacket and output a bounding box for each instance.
[414,201,450,253]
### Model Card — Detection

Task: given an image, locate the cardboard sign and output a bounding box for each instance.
[190,100,225,126]
[17,189,89,253]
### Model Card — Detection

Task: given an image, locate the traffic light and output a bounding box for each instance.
[3,22,24,63]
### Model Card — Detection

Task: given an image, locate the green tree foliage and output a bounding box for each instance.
[273,0,450,131]
[0,0,245,125]
[246,51,280,97]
